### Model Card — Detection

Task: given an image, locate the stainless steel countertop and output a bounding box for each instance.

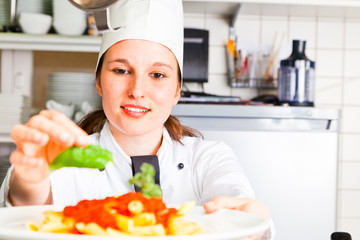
[172,104,340,120]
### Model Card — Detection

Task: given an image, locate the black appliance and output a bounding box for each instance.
[183,28,209,83]
[278,40,315,106]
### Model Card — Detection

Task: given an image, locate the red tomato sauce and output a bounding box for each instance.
[63,192,177,230]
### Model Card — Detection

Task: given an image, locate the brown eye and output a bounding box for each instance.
[152,73,165,79]
[112,68,129,74]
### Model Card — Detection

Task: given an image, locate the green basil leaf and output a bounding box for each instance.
[49,144,113,172]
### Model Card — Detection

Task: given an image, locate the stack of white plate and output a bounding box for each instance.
[0,94,31,134]
[47,72,101,112]
[0,156,11,186]
[0,0,10,28]
[17,0,52,17]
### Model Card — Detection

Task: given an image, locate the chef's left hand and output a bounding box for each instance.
[203,196,270,240]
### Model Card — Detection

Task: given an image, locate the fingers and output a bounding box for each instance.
[203,196,270,240]
[28,110,88,148]
[11,124,49,147]
[10,150,51,186]
[203,196,243,213]
[10,110,89,169]
[10,150,42,167]
[203,196,270,219]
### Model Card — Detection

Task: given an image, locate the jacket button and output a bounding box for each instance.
[177,163,184,170]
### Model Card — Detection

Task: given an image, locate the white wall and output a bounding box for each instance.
[183,10,360,239]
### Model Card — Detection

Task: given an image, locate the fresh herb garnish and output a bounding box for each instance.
[49,144,113,172]
[128,162,162,198]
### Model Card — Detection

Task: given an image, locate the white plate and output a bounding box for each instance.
[0,205,269,240]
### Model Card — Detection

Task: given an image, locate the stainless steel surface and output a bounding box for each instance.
[68,0,117,11]
[172,104,340,132]
[67,0,119,31]
[9,0,16,25]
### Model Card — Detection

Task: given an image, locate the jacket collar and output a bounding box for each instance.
[98,121,174,166]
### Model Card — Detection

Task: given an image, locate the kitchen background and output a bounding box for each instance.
[185,5,360,238]
[1,0,360,239]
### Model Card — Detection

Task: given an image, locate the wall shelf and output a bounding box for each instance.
[0,135,13,144]
[183,0,360,8]
[1,0,360,52]
[0,33,101,52]
[183,0,360,18]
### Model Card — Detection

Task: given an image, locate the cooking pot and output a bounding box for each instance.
[67,0,118,31]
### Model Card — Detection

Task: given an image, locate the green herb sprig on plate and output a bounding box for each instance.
[128,163,162,198]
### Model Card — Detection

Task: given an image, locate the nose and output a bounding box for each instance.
[127,75,145,99]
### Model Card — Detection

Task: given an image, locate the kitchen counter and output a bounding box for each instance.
[172,103,339,240]
[172,104,341,132]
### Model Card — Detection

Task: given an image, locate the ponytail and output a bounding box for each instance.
[77,108,107,135]
[164,115,203,143]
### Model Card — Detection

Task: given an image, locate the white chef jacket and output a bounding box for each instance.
[0,121,254,208]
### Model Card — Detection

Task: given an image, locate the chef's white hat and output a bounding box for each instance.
[97,0,184,76]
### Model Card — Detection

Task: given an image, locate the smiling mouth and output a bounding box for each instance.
[121,106,150,113]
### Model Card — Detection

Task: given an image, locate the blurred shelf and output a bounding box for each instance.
[183,0,360,18]
[0,33,102,52]
[0,135,12,144]
[184,0,360,8]
[229,78,278,89]
[1,0,360,53]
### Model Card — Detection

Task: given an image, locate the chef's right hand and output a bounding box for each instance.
[8,110,88,205]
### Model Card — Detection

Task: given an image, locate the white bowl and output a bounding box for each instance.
[53,0,87,36]
[19,12,52,35]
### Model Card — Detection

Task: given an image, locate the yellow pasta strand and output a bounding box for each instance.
[131,224,166,236]
[115,214,134,233]
[177,201,196,216]
[128,200,144,215]
[75,222,108,236]
[133,213,156,226]
[168,215,203,235]
[26,222,40,232]
[106,227,129,236]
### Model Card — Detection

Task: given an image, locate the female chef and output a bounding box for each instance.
[0,0,272,239]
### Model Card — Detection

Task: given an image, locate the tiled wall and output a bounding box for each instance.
[183,11,360,239]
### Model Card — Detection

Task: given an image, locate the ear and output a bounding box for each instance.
[95,78,102,97]
[172,83,181,106]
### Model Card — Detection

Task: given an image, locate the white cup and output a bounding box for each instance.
[74,101,95,122]
[52,0,87,36]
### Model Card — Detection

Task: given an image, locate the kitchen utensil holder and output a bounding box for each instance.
[226,47,278,89]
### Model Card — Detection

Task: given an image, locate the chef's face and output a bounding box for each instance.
[96,39,181,137]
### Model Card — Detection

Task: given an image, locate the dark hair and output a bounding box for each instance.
[78,52,202,143]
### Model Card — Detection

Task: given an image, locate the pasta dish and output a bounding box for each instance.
[27,192,203,236]
[28,149,203,236]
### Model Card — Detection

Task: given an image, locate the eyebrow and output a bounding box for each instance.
[107,59,173,71]
[107,58,129,64]
[152,62,174,71]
